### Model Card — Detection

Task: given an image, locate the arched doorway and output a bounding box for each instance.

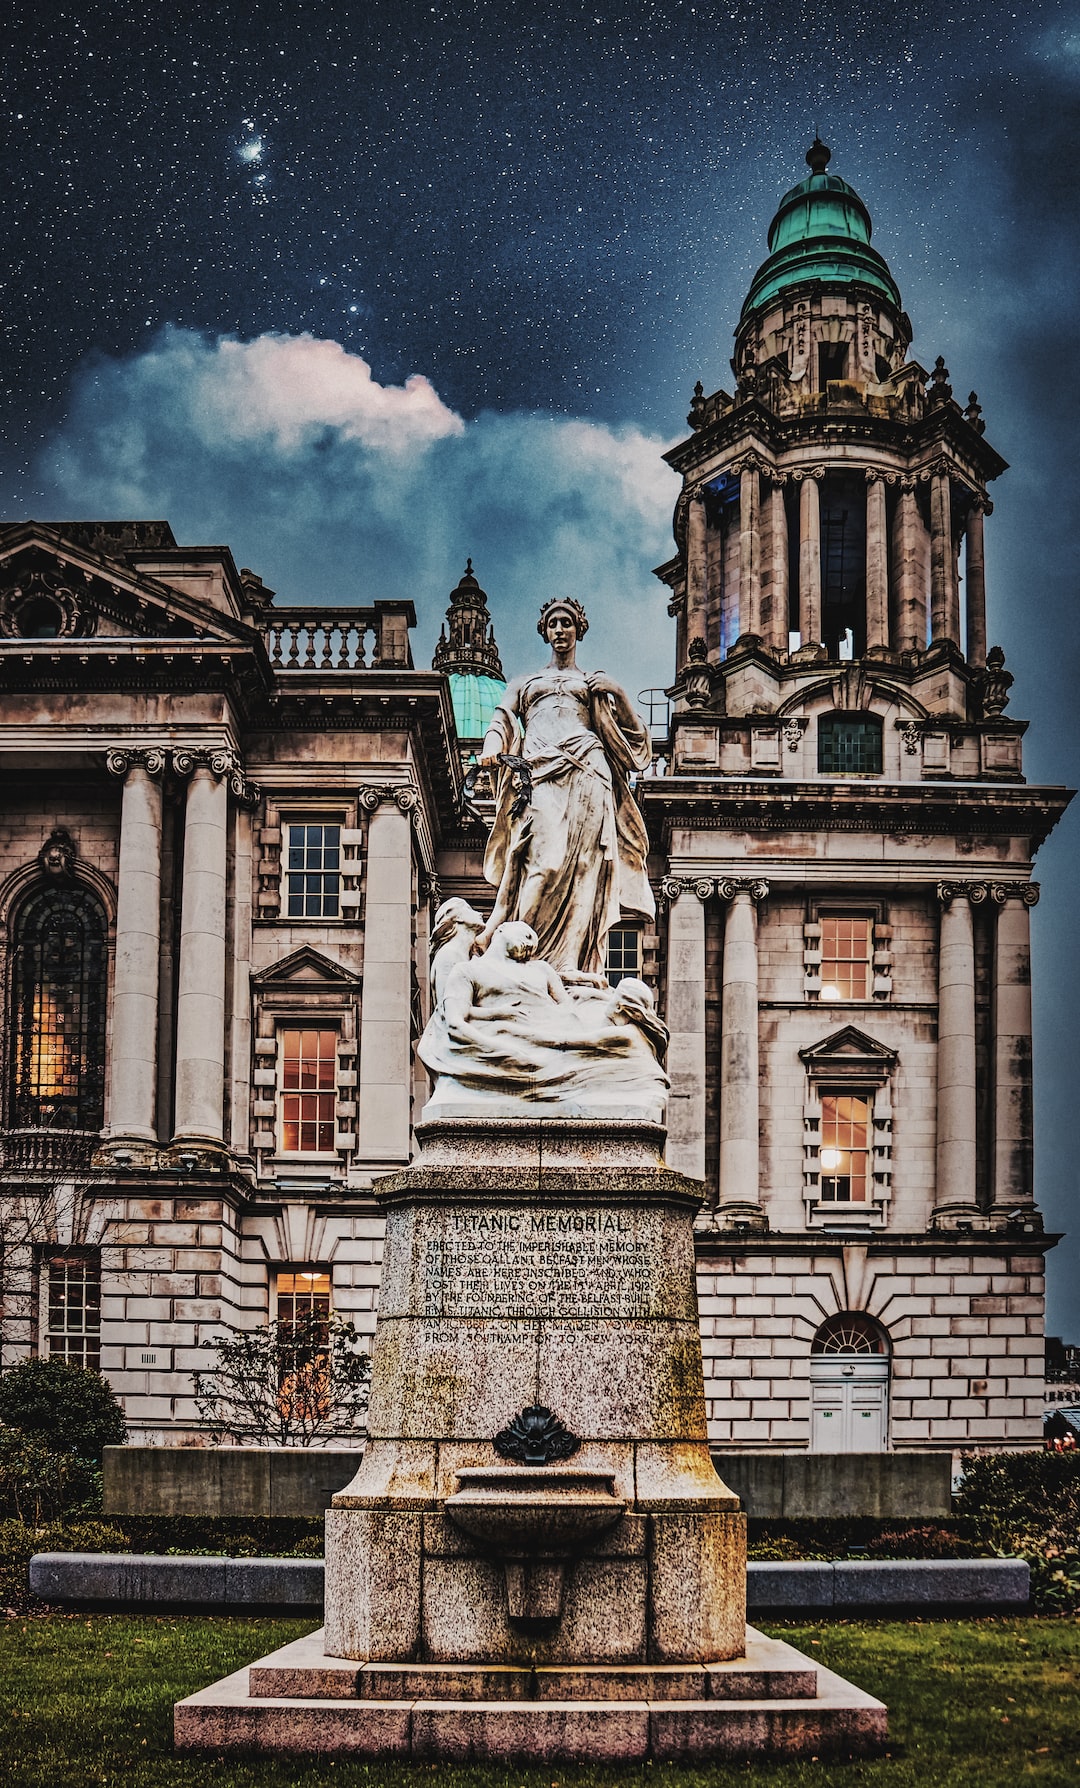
[809,1313,890,1453]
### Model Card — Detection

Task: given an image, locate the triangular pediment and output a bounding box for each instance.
[799,1025,898,1068]
[0,523,256,646]
[251,946,360,990]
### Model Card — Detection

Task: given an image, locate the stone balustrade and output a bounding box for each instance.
[263,602,414,671]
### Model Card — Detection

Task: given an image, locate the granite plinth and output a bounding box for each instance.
[175,1625,887,1760]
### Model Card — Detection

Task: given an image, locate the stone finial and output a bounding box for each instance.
[964,391,986,435]
[927,356,953,406]
[979,644,1014,717]
[806,137,831,175]
[687,380,706,430]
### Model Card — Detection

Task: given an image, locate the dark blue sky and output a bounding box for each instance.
[4,0,1078,1329]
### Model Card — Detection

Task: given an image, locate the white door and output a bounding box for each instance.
[809,1356,889,1452]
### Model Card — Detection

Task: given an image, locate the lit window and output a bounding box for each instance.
[11,886,108,1130]
[820,916,873,1001]
[276,1269,332,1325]
[45,1253,101,1371]
[279,1029,337,1153]
[605,927,641,986]
[819,1093,871,1202]
[285,824,341,918]
[818,714,882,775]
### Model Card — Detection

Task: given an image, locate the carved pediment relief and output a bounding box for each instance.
[251,946,360,991]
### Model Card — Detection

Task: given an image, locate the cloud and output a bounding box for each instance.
[41,327,679,695]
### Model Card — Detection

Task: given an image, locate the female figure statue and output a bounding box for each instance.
[473,598,654,977]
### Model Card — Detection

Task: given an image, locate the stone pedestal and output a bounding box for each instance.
[326,1117,744,1667]
[176,1118,887,1760]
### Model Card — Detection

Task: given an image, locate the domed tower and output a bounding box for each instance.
[641,144,1072,1462]
[663,138,1005,719]
[432,560,506,754]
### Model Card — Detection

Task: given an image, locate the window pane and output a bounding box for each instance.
[605,928,641,986]
[12,887,108,1130]
[279,1030,338,1153]
[284,824,342,919]
[818,715,883,775]
[820,915,873,1001]
[45,1254,101,1372]
[820,1092,871,1201]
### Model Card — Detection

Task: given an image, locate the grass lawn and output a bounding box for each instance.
[0,1612,1076,1787]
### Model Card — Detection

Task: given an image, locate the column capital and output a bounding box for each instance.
[792,465,826,482]
[659,875,713,905]
[172,747,260,805]
[716,877,769,903]
[358,782,419,815]
[106,746,166,779]
[937,879,989,906]
[989,881,1040,907]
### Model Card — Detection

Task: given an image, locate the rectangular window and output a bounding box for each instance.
[45,1253,101,1371]
[279,1028,338,1154]
[285,823,341,918]
[820,916,873,1001]
[819,1093,871,1202]
[605,927,641,986]
[276,1269,332,1326]
[817,716,883,775]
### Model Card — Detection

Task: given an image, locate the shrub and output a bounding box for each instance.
[0,1516,128,1611]
[865,1524,976,1559]
[0,1358,126,1463]
[953,1449,1080,1551]
[0,1425,100,1522]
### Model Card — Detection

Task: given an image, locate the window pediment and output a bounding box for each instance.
[252,946,360,991]
[799,1025,898,1080]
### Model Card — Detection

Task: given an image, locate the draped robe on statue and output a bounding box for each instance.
[481,668,654,976]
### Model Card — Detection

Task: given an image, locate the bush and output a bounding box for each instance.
[865,1524,976,1560]
[0,1359,126,1463]
[953,1449,1080,1551]
[0,1425,100,1522]
[192,1313,370,1447]
[0,1516,128,1611]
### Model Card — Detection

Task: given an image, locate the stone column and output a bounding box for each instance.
[936,886,978,1209]
[764,479,789,650]
[173,756,230,1145]
[966,500,988,667]
[684,486,708,665]
[357,788,416,1165]
[797,475,821,647]
[104,750,164,1141]
[930,468,959,645]
[891,478,927,651]
[738,464,760,638]
[992,890,1037,1208]
[865,474,889,650]
[718,886,763,1211]
[663,879,708,1180]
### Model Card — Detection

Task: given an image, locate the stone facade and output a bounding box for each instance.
[0,146,1070,1455]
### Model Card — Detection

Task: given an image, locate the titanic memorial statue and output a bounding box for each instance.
[176,602,886,1762]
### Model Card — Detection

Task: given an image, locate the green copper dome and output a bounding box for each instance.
[449,671,505,741]
[740,140,902,321]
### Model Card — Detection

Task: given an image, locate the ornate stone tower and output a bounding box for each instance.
[642,142,1072,1455]
[432,559,506,752]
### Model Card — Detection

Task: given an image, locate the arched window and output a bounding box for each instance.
[817,711,883,776]
[10,886,108,1131]
[811,1313,888,1355]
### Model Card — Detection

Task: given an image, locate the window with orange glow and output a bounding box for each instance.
[819,1092,871,1201]
[819,915,873,1001]
[11,887,107,1130]
[279,1029,337,1153]
[276,1270,331,1324]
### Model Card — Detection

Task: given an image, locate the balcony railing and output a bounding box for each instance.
[0,1129,99,1173]
[264,603,414,672]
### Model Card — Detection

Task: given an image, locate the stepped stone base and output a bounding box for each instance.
[174,1625,887,1761]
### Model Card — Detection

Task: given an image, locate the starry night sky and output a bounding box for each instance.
[4,0,1080,1330]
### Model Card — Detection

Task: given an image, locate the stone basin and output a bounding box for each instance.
[445,1468,628,1624]
[445,1466,627,1555]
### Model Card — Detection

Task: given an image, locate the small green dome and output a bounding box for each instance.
[740,140,902,321]
[449,671,506,741]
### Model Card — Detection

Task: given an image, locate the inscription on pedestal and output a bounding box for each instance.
[423,1208,655,1319]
